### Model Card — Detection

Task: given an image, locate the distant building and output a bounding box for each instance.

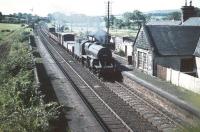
[133,25,200,75]
[133,1,200,76]
[194,38,200,77]
[181,1,196,23]
[182,17,200,26]
[147,21,181,26]
[115,36,135,57]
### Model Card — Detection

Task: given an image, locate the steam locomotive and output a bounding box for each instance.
[42,26,116,78]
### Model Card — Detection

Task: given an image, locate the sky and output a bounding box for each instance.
[0,0,200,16]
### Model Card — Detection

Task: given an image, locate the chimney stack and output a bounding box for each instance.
[181,0,196,23]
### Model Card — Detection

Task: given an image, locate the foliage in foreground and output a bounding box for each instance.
[116,49,126,57]
[0,28,60,132]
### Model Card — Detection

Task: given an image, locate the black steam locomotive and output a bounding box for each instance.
[42,26,116,78]
[75,30,116,77]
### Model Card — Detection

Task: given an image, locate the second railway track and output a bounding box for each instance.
[36,27,185,132]
[37,28,132,132]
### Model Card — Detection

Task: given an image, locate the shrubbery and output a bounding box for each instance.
[116,49,126,57]
[1,29,11,32]
[0,29,60,132]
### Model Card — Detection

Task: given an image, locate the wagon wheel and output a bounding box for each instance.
[81,57,84,66]
[97,70,102,79]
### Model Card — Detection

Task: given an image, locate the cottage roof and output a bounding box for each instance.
[123,37,135,42]
[182,17,200,26]
[147,20,181,26]
[194,38,200,57]
[145,25,200,56]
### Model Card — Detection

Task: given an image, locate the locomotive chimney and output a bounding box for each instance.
[181,0,196,23]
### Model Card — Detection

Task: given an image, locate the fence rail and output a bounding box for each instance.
[157,65,200,94]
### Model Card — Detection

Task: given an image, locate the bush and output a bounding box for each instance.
[1,29,11,32]
[0,29,60,132]
[117,49,126,57]
[19,31,30,42]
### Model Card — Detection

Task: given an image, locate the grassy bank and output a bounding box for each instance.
[0,23,21,41]
[0,23,21,30]
[0,24,60,132]
[110,28,138,37]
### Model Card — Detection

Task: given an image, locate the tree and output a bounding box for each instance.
[47,13,54,21]
[110,15,116,28]
[0,12,3,22]
[103,10,148,30]
[114,19,124,29]
[104,15,116,29]
[123,12,133,28]
[132,10,147,29]
[166,11,181,20]
[17,12,23,18]
[195,8,200,17]
[123,10,147,29]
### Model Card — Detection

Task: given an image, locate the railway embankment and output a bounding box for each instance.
[30,35,69,132]
[0,25,63,132]
[33,31,105,132]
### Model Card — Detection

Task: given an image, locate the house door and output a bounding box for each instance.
[138,51,147,71]
[125,45,127,56]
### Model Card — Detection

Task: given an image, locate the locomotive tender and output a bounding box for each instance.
[43,26,115,77]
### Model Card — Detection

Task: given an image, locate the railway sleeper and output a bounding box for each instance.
[141,111,157,118]
[129,101,144,106]
[112,90,125,95]
[158,122,176,130]
[131,104,146,109]
[159,123,176,128]
[149,118,171,127]
[92,105,106,111]
[122,97,133,102]
[137,107,149,113]
[108,124,126,130]
[94,108,113,116]
[110,128,130,132]
[118,92,130,97]
[102,118,122,125]
[126,97,140,103]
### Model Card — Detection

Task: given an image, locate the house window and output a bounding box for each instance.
[138,52,143,68]
[180,58,194,72]
[143,53,147,70]
[138,51,148,71]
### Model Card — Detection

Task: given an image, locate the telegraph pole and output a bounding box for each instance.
[107,1,110,35]
[107,1,110,44]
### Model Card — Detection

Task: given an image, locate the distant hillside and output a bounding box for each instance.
[49,12,104,26]
[146,9,180,16]
[147,9,180,14]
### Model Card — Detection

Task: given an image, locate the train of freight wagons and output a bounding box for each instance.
[41,25,116,78]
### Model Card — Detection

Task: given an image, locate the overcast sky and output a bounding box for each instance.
[0,0,200,16]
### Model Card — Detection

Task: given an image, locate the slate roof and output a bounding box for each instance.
[182,17,200,26]
[194,38,200,57]
[123,37,135,42]
[147,21,181,26]
[145,25,200,56]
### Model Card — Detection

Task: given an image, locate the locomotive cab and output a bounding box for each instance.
[81,41,115,77]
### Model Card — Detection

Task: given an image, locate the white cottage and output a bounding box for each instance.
[194,38,200,77]
[133,25,200,76]
[115,37,134,56]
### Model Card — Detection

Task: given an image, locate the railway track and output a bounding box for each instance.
[37,28,132,132]
[104,81,184,130]
[36,27,184,132]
